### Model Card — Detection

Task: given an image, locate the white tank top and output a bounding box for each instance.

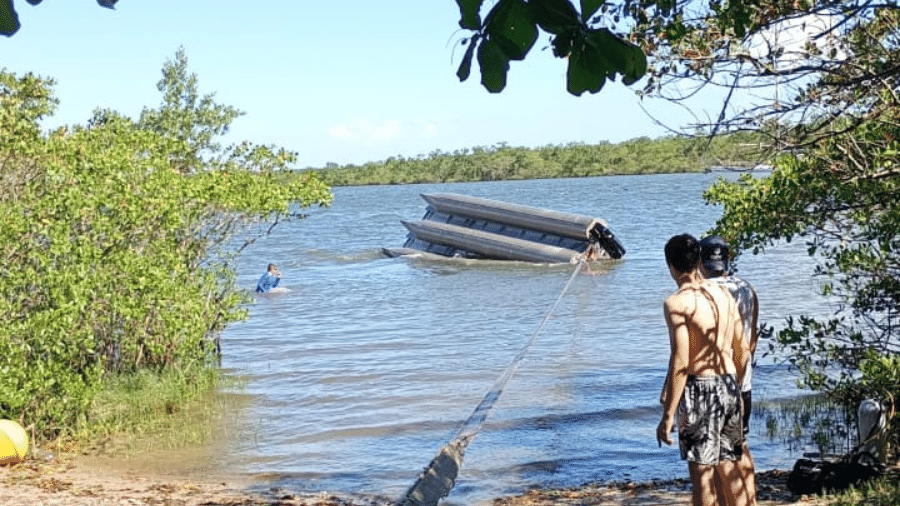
[710,276,756,392]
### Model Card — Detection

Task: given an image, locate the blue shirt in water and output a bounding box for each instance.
[256,271,281,293]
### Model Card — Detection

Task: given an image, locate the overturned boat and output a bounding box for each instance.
[384,193,625,263]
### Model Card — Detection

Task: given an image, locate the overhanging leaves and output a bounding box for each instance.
[591,28,647,85]
[477,37,511,92]
[580,0,603,22]
[530,0,580,35]
[456,0,484,30]
[457,34,480,82]
[567,40,608,95]
[2,0,119,37]
[484,0,537,61]
[0,0,21,36]
[456,0,647,96]
[566,28,647,95]
[454,0,648,95]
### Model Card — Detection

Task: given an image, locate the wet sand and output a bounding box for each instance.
[1,455,832,506]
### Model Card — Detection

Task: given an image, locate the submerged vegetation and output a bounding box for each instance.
[756,395,858,458]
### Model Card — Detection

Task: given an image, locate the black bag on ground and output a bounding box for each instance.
[787,451,883,495]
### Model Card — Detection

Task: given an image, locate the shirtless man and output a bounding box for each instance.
[656,234,752,506]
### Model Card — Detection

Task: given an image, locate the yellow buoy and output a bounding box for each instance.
[0,420,29,465]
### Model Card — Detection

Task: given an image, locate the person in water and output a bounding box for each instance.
[700,235,759,504]
[657,234,752,506]
[256,263,282,293]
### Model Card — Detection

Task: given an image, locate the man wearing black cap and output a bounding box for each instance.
[700,235,759,505]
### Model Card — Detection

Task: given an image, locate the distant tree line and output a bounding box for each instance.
[312,132,768,186]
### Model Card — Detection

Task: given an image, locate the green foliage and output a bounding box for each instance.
[829,473,900,506]
[485,0,537,61]
[705,111,900,462]
[316,132,767,186]
[454,0,647,95]
[138,47,243,174]
[451,0,824,97]
[707,155,900,455]
[81,366,219,445]
[0,51,331,441]
[699,5,900,461]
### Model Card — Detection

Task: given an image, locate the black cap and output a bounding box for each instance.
[700,236,729,273]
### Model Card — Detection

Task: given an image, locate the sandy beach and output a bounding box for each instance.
[0,453,833,506]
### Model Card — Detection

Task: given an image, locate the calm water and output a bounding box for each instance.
[214,174,837,504]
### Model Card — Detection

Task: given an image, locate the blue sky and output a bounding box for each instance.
[1,1,719,168]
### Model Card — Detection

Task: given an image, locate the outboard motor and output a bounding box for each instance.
[590,223,626,259]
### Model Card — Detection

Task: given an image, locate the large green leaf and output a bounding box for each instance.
[457,35,479,82]
[456,0,484,30]
[477,37,511,93]
[3,0,118,37]
[580,0,603,22]
[565,28,647,94]
[550,31,575,57]
[619,43,647,85]
[0,0,21,36]
[585,28,647,85]
[566,40,609,95]
[529,0,580,35]
[484,0,537,61]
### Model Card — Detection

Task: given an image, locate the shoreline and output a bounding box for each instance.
[1,454,830,506]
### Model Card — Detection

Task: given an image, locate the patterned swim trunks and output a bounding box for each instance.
[677,374,744,465]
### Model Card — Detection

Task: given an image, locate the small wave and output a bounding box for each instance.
[252,287,291,296]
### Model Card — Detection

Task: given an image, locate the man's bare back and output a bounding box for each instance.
[665,281,746,380]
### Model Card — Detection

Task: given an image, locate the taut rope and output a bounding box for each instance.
[398,258,587,506]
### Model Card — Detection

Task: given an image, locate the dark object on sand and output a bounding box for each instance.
[396,439,465,506]
[787,452,884,496]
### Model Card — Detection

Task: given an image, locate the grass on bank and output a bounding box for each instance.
[43,366,242,457]
[827,474,900,505]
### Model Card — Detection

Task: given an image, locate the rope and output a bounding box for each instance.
[398,258,587,506]
[455,257,586,442]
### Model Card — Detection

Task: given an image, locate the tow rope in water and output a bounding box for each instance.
[397,258,587,506]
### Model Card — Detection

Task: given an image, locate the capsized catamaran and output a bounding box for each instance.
[383,193,625,263]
